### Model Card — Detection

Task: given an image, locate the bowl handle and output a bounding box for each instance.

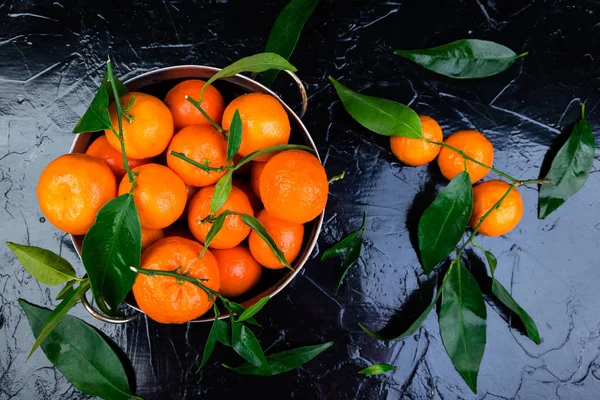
[251,70,308,119]
[80,287,140,324]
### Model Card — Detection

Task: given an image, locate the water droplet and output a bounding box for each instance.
[39,217,46,223]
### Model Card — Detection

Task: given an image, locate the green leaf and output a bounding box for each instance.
[358,261,453,341]
[262,0,320,87]
[329,76,422,138]
[211,171,233,215]
[418,172,473,274]
[202,53,297,99]
[26,281,90,360]
[539,107,595,219]
[223,341,333,376]
[240,214,293,270]
[237,296,270,323]
[358,363,398,375]
[73,71,128,134]
[230,321,270,372]
[81,194,141,314]
[56,280,77,300]
[226,110,243,162]
[439,260,486,394]
[215,318,232,346]
[199,212,229,258]
[199,318,222,370]
[328,171,345,184]
[394,39,526,79]
[228,302,261,327]
[19,300,140,400]
[6,242,78,286]
[321,213,366,294]
[477,247,540,344]
[234,144,314,170]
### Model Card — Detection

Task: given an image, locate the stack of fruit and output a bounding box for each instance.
[36,79,328,324]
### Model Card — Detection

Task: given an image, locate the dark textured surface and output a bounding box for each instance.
[1,0,600,399]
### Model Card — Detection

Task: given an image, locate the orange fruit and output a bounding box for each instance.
[166,125,227,187]
[437,130,494,184]
[212,246,262,297]
[222,93,290,162]
[470,180,524,236]
[132,237,220,324]
[390,115,443,166]
[141,228,164,250]
[86,136,152,180]
[248,209,304,269]
[179,184,200,220]
[104,92,174,159]
[250,161,266,199]
[118,163,186,229]
[37,153,116,235]
[187,185,254,249]
[260,150,328,224]
[233,179,262,213]
[164,79,225,131]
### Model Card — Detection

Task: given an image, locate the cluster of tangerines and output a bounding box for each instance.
[36,79,328,323]
[391,116,523,235]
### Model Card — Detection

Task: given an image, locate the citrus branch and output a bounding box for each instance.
[169,151,230,173]
[425,139,551,186]
[106,59,136,186]
[185,95,225,135]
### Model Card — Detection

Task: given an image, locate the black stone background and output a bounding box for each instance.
[1,0,600,399]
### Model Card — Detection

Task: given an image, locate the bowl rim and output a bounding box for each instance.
[70,65,324,323]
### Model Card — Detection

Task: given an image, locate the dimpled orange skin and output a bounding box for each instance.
[470,180,524,237]
[104,92,174,159]
[166,125,227,187]
[259,150,328,224]
[132,237,220,324]
[221,93,291,162]
[37,153,116,235]
[212,246,262,298]
[141,228,164,250]
[118,164,187,230]
[437,130,494,184]
[248,209,304,269]
[390,116,443,166]
[250,161,266,199]
[85,136,152,180]
[187,185,254,249]
[163,79,225,131]
[233,179,262,213]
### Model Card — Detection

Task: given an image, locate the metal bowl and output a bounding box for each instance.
[69,66,323,324]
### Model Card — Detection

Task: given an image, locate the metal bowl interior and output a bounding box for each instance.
[69,66,324,323]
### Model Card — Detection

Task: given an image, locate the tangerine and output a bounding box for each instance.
[248,209,304,269]
[259,150,328,224]
[437,130,494,183]
[118,163,186,229]
[132,237,220,324]
[221,93,290,162]
[187,185,254,249]
[212,246,262,298]
[166,125,227,187]
[104,92,174,159]
[37,153,116,235]
[250,161,266,199]
[470,180,523,236]
[390,115,442,166]
[164,79,225,131]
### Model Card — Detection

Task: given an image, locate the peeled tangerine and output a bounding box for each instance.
[470,180,523,236]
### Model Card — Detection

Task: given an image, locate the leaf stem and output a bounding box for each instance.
[456,184,515,257]
[106,59,136,186]
[185,95,225,135]
[169,151,231,173]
